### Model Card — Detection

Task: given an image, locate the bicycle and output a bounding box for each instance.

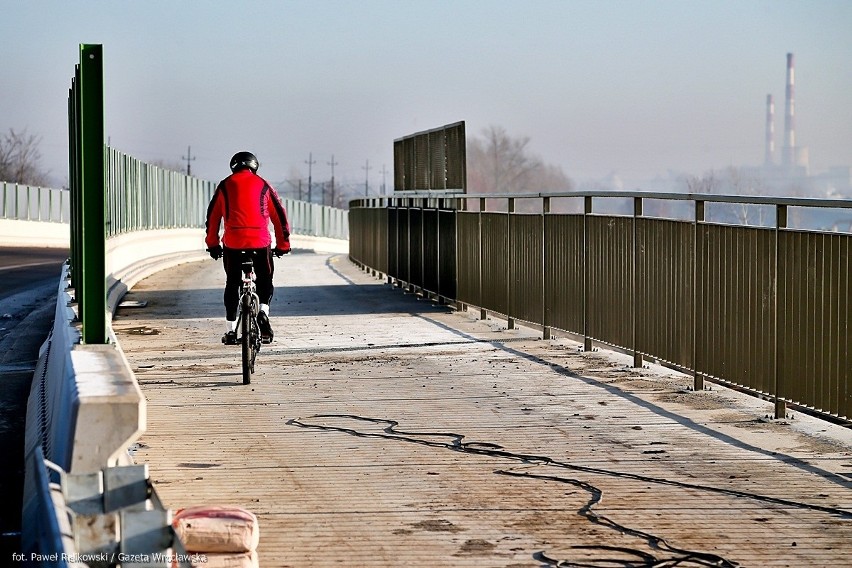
[210,246,284,383]
[234,256,262,385]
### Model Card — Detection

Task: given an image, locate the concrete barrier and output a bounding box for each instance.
[106,229,209,318]
[290,234,349,255]
[0,218,70,248]
[24,264,146,475]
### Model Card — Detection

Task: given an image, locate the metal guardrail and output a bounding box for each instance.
[349,190,852,423]
[23,446,193,568]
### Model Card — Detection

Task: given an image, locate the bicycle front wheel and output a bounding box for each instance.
[241,297,252,385]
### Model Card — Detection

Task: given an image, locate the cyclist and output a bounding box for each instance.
[205,151,291,345]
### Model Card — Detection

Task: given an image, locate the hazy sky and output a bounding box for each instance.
[3,0,851,191]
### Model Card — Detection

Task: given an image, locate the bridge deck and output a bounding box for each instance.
[114,253,852,567]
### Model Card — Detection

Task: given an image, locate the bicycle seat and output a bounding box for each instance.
[240,258,254,274]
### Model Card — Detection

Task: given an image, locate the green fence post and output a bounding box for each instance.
[79,44,106,344]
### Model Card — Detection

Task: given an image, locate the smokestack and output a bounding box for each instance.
[782,52,795,166]
[765,94,775,165]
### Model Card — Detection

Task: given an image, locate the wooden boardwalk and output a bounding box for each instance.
[114,253,852,567]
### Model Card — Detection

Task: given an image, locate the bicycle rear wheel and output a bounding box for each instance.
[241,297,252,385]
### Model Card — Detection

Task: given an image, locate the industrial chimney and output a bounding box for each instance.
[765,94,775,165]
[782,53,795,166]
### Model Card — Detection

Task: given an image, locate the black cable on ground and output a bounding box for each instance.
[289,414,851,567]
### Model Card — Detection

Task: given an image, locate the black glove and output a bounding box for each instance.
[207,245,223,260]
[272,247,289,258]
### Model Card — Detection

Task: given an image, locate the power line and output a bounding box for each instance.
[380,163,389,195]
[327,154,338,207]
[305,152,316,203]
[182,146,196,176]
[363,159,372,196]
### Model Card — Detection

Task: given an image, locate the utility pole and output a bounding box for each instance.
[305,152,316,203]
[380,163,388,195]
[363,159,372,196]
[327,154,338,207]
[182,146,196,176]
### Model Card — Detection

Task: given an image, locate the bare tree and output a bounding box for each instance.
[724,166,771,226]
[0,128,50,186]
[467,125,573,196]
[468,126,541,193]
[682,169,719,195]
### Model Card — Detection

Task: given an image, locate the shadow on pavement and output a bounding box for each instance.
[116,283,452,320]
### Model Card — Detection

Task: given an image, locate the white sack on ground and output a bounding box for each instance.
[173,506,260,553]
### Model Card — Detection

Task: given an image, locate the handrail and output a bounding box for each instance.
[361,189,852,210]
[349,190,852,424]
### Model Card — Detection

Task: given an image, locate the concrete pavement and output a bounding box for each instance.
[113,252,852,567]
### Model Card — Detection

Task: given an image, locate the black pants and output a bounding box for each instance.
[222,247,274,321]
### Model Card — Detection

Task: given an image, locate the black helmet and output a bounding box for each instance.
[229,151,259,173]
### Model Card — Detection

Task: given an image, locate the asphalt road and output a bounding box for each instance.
[0,246,69,301]
[0,246,68,558]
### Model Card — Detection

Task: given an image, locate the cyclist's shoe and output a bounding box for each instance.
[222,331,238,345]
[257,311,274,344]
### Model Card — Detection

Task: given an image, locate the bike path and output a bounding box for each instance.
[113,252,852,567]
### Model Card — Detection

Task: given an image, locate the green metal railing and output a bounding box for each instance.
[105,148,216,235]
[349,191,852,423]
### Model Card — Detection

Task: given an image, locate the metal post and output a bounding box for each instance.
[507,197,515,330]
[774,204,788,418]
[79,44,106,344]
[68,80,82,291]
[632,197,643,367]
[583,196,593,351]
[406,198,413,293]
[479,197,486,320]
[436,198,443,304]
[542,197,551,340]
[693,200,705,391]
[420,198,426,296]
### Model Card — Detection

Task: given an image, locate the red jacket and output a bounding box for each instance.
[205,170,290,250]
